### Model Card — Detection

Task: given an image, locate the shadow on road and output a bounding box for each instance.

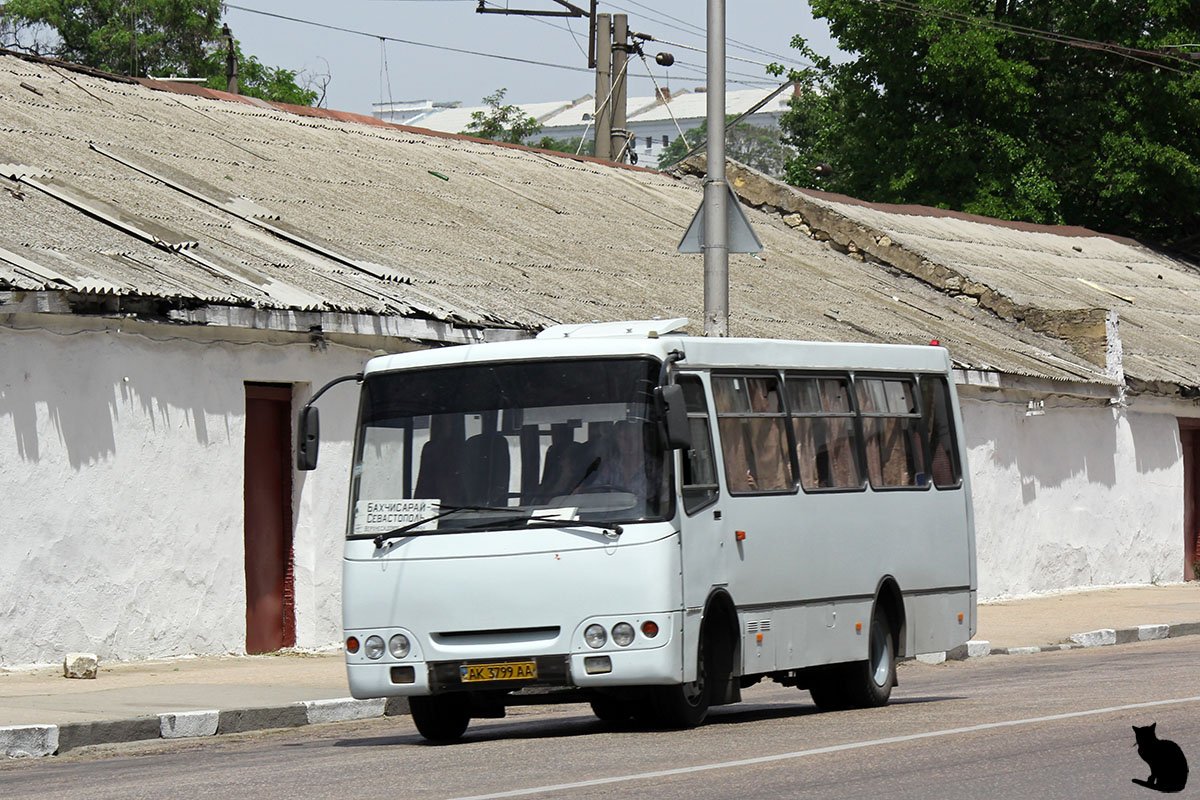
[331,694,960,749]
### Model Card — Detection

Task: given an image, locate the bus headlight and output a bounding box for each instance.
[364,635,386,660]
[584,624,607,649]
[388,634,410,658]
[611,622,635,647]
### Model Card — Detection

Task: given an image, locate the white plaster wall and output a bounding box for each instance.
[962,395,1184,600]
[0,323,371,667]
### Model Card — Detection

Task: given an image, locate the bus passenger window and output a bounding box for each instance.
[787,376,863,490]
[856,378,926,489]
[713,375,793,493]
[677,376,718,513]
[920,376,962,489]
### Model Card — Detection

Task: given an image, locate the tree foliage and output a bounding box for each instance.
[1,0,318,105]
[532,135,595,157]
[775,0,1200,249]
[659,114,794,177]
[461,88,542,144]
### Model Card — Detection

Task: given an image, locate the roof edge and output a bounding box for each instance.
[0,49,652,174]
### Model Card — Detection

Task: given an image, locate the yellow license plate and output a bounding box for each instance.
[460,661,537,682]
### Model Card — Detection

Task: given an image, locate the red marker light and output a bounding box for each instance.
[641,621,659,638]
[346,636,360,653]
[930,339,940,346]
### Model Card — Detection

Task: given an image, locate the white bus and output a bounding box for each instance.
[299,319,976,742]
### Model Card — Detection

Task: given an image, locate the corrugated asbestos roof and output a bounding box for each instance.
[0,50,1181,390]
[790,189,1200,392]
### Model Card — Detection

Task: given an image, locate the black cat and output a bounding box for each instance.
[1132,723,1188,793]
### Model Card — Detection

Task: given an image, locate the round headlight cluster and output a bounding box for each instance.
[363,635,386,660]
[584,620,660,649]
[584,624,607,649]
[389,633,410,658]
[612,622,635,647]
[348,631,413,660]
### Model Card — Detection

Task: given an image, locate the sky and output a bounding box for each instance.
[222,0,843,115]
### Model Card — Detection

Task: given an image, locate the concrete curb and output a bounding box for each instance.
[1,695,412,758]
[5,620,1200,759]
[922,620,1200,663]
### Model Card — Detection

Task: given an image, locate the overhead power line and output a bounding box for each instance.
[224,3,594,75]
[860,0,1199,75]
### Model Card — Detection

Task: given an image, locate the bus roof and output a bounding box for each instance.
[364,324,952,378]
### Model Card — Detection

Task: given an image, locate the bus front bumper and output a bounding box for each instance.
[347,640,683,698]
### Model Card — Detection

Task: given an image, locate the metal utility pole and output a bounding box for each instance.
[609,14,629,162]
[703,0,727,336]
[593,14,613,161]
[222,23,238,95]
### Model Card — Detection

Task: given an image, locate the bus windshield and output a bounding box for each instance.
[348,357,672,537]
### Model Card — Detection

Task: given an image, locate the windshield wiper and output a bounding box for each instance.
[349,504,515,548]
[458,515,624,538]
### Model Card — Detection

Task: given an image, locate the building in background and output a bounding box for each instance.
[373,85,795,170]
[5,49,1200,668]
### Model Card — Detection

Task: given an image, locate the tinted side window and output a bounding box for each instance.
[712,375,794,494]
[920,375,963,489]
[856,377,927,489]
[786,375,864,490]
[677,376,718,513]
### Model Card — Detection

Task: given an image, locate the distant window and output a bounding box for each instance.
[920,375,962,489]
[646,136,653,150]
[713,375,793,494]
[786,375,863,490]
[677,376,718,513]
[856,377,926,489]
[663,135,669,147]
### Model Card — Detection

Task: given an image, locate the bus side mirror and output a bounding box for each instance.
[297,406,320,470]
[656,384,692,451]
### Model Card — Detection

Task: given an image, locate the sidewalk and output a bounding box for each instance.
[3,583,1199,757]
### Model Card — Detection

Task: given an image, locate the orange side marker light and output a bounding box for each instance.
[735,530,746,541]
[855,622,862,633]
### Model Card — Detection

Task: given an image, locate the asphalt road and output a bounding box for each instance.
[2,637,1197,799]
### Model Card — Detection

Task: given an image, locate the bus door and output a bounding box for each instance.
[674,374,728,679]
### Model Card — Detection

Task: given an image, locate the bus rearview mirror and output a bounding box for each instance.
[297,406,320,470]
[656,384,692,451]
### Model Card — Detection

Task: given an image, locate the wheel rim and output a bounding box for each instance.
[869,619,891,687]
[681,636,708,707]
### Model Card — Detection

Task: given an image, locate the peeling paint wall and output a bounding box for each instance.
[0,321,371,667]
[963,394,1184,600]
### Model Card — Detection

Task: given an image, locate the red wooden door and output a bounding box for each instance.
[244,383,296,653]
[1181,421,1200,581]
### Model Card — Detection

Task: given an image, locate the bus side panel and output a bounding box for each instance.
[904,589,975,654]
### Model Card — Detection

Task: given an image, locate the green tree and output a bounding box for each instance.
[0,0,318,105]
[532,135,595,157]
[774,0,1200,249]
[461,88,542,144]
[658,114,793,177]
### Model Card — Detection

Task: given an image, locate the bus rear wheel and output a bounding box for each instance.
[809,609,895,711]
[409,694,471,742]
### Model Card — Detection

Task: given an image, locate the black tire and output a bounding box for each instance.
[589,694,632,722]
[809,609,896,711]
[807,672,850,711]
[409,694,471,742]
[650,632,711,728]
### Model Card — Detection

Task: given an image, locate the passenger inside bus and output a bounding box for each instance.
[536,424,588,502]
[413,413,466,505]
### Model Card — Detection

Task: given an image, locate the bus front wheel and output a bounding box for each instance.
[409,694,471,742]
[649,634,711,728]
